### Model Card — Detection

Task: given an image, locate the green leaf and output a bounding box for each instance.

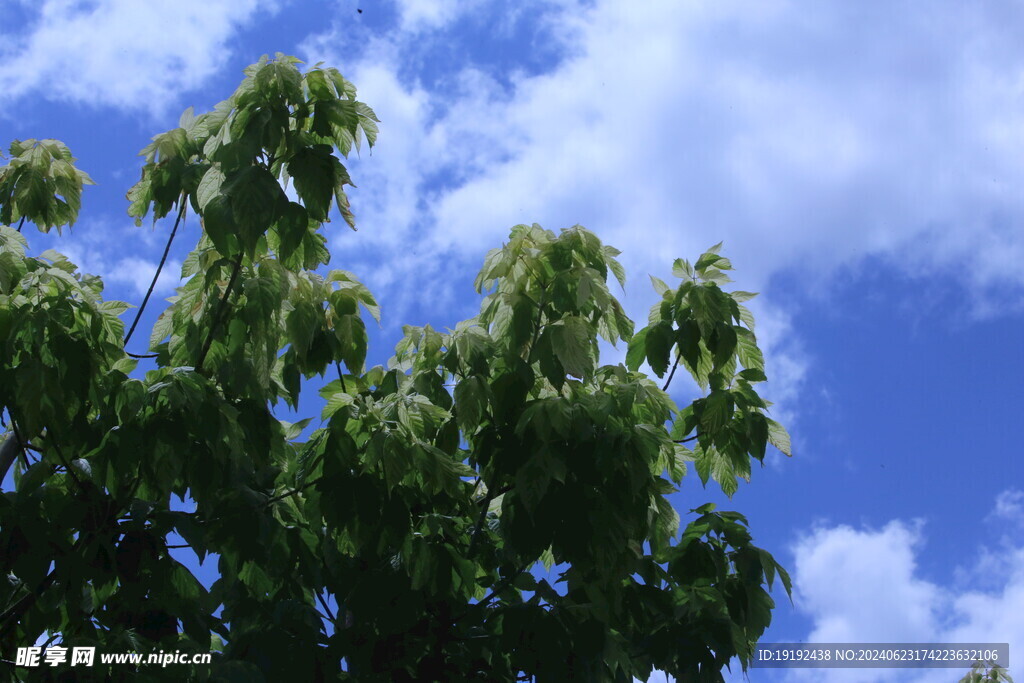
[196,165,225,210]
[735,327,764,372]
[737,303,756,332]
[243,274,282,323]
[322,390,355,419]
[626,326,648,371]
[689,284,730,339]
[201,195,239,256]
[222,166,284,253]
[149,311,175,352]
[737,368,766,383]
[288,146,336,221]
[304,69,336,101]
[676,319,702,378]
[604,246,626,289]
[711,322,737,370]
[649,274,670,297]
[454,375,488,433]
[700,390,734,434]
[644,321,674,377]
[540,546,555,571]
[767,418,792,456]
[672,258,694,279]
[550,316,593,379]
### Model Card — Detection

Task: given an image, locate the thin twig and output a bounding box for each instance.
[126,351,159,359]
[124,198,187,345]
[672,435,698,444]
[262,475,324,507]
[476,565,529,609]
[336,362,347,393]
[477,483,512,504]
[662,351,682,392]
[454,564,530,626]
[15,217,25,233]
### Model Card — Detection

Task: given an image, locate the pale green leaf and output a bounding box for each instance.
[196,165,225,210]
[767,418,792,456]
[649,274,670,297]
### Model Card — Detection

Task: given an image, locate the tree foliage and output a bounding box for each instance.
[1,54,795,682]
[960,660,1015,683]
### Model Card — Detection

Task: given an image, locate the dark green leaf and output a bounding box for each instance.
[645,321,674,377]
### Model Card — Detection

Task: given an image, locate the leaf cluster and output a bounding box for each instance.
[1,55,793,682]
[627,245,790,497]
[0,140,95,232]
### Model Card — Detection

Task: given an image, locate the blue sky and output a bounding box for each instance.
[2,1,1023,681]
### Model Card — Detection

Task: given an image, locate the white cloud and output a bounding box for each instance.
[793,520,941,645]
[298,0,1024,418]
[0,0,278,116]
[104,255,183,298]
[36,219,183,302]
[304,0,821,404]
[783,506,1024,683]
[429,0,1024,295]
[990,489,1024,525]
[394,0,466,32]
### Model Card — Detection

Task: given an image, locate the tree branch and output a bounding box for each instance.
[476,565,528,609]
[477,483,512,503]
[453,564,530,626]
[336,362,347,394]
[0,572,55,636]
[262,475,324,507]
[662,351,681,392]
[124,198,187,346]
